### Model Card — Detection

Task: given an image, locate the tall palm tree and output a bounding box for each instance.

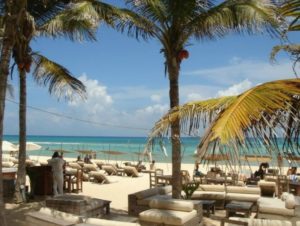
[118,0,279,198]
[10,2,98,203]
[0,0,124,221]
[146,79,300,168]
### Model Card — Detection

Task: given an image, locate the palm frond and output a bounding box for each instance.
[38,2,98,41]
[147,96,236,143]
[207,79,300,144]
[31,53,86,101]
[189,0,279,40]
[146,79,300,167]
[27,0,71,27]
[270,44,300,76]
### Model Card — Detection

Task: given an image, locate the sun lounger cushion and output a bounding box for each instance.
[69,163,82,170]
[139,209,197,225]
[149,199,194,212]
[84,218,141,226]
[102,165,117,175]
[124,166,139,177]
[226,217,292,226]
[83,164,98,172]
[65,168,78,175]
[286,194,296,209]
[89,171,110,184]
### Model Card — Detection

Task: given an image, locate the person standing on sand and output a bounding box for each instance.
[48,151,65,196]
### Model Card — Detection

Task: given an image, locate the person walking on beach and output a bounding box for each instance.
[48,151,65,196]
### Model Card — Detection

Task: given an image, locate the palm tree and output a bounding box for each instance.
[117,0,279,198]
[0,0,124,221]
[146,79,300,168]
[10,2,99,203]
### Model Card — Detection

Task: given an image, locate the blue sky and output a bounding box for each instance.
[3,3,300,137]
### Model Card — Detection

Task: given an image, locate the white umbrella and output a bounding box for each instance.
[2,141,18,152]
[17,142,42,151]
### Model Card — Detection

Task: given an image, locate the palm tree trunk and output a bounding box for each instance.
[167,55,181,199]
[15,69,27,203]
[0,2,17,224]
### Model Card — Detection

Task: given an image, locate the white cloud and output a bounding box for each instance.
[136,104,168,115]
[151,94,162,103]
[186,93,203,102]
[69,74,113,115]
[183,58,296,86]
[217,79,252,97]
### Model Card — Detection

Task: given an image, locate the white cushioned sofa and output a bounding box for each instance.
[223,217,292,226]
[257,194,300,226]
[225,186,260,203]
[139,199,201,226]
[191,184,261,209]
[128,185,173,216]
[191,184,226,209]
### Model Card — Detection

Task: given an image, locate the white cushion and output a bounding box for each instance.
[226,186,260,195]
[285,194,296,209]
[226,217,292,226]
[197,184,225,192]
[85,218,140,226]
[226,193,260,202]
[281,192,289,201]
[139,209,197,225]
[149,199,193,212]
[192,191,225,200]
[37,207,82,223]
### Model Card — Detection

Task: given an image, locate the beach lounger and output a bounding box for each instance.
[89,171,111,184]
[102,165,117,175]
[68,162,82,170]
[124,166,139,177]
[83,163,98,173]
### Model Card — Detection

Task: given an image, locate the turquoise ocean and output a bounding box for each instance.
[3,135,294,167]
[3,135,202,164]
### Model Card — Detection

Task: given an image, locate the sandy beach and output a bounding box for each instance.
[4,155,287,226]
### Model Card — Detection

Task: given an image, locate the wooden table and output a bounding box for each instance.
[200,200,215,217]
[225,201,255,218]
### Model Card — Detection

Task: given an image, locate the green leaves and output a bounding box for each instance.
[147,79,300,166]
[32,53,86,101]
